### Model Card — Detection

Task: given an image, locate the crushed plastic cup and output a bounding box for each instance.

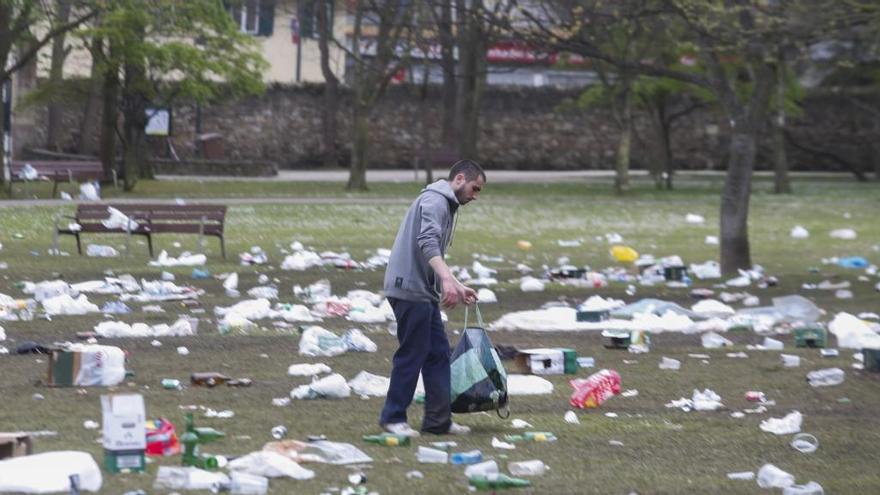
[763,337,784,350]
[781,354,801,367]
[416,446,448,464]
[464,460,498,478]
[757,463,795,489]
[790,433,819,454]
[806,368,845,387]
[508,460,546,477]
[659,357,681,370]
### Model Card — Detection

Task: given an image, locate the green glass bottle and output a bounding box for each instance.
[181,413,225,469]
[469,473,531,490]
[362,433,411,446]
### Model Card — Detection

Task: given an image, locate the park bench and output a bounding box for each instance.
[8,160,117,198]
[53,203,227,258]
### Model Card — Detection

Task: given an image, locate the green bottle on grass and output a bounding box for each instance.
[469,473,531,490]
[362,433,411,446]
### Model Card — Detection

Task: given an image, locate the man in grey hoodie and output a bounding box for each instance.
[379,160,486,437]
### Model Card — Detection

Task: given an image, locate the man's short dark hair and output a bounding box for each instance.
[448,159,486,182]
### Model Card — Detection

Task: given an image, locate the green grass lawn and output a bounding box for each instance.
[0,177,878,494]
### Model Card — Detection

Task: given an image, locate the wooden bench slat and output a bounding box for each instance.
[54,203,227,258]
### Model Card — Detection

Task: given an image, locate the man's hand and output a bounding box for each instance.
[430,256,479,309]
[441,276,478,309]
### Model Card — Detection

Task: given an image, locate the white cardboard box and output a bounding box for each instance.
[101,393,146,450]
[514,348,565,375]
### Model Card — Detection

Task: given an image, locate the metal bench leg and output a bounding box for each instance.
[52,180,58,199]
[75,233,82,255]
[198,216,206,253]
[125,220,132,256]
[147,234,154,258]
[52,216,60,254]
[220,235,226,259]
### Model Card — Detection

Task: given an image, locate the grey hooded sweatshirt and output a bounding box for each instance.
[384,180,459,302]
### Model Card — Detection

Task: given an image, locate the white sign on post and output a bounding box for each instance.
[145,108,171,136]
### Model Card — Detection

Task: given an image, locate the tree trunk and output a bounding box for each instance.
[121,63,148,189]
[99,61,118,180]
[419,60,433,184]
[873,119,880,181]
[347,101,368,190]
[317,0,339,167]
[720,131,756,274]
[438,0,456,153]
[454,0,484,159]
[772,119,790,193]
[662,119,674,190]
[46,0,71,152]
[77,34,104,156]
[614,90,632,194]
[772,61,791,194]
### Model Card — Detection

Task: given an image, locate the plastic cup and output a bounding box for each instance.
[509,460,546,477]
[417,446,448,464]
[790,433,819,454]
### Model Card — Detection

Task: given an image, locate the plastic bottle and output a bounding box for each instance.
[468,473,531,491]
[806,368,844,387]
[362,433,410,446]
[504,432,557,443]
[449,449,483,465]
[509,460,547,476]
[15,299,36,321]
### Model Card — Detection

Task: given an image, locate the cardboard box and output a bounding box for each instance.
[576,309,610,322]
[0,432,32,460]
[512,348,574,375]
[101,393,146,473]
[48,345,127,387]
[794,327,827,348]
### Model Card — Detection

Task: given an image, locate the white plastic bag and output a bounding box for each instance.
[342,328,377,352]
[298,326,347,357]
[102,207,138,231]
[227,451,315,480]
[71,344,127,386]
[347,371,390,397]
[0,451,103,493]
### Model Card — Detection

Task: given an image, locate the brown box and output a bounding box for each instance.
[0,432,33,460]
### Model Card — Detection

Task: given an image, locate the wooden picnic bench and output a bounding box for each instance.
[54,203,227,258]
[8,160,117,198]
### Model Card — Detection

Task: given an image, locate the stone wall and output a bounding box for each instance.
[16,80,879,174]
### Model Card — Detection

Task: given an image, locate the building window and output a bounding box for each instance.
[227,0,275,37]
[299,0,333,40]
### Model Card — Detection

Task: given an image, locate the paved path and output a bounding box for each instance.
[0,169,856,208]
[155,169,849,183]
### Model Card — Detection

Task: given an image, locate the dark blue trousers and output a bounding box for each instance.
[379,298,451,434]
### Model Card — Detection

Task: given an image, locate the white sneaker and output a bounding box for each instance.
[446,422,471,435]
[382,422,421,438]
